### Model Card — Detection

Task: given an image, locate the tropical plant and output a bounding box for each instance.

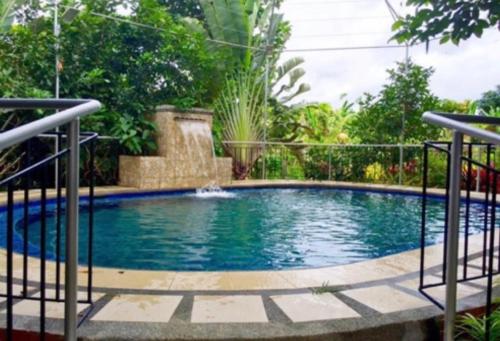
[456,308,500,341]
[197,0,309,178]
[365,163,385,183]
[392,0,500,45]
[0,0,21,30]
[110,114,157,155]
[197,0,285,70]
[215,71,264,179]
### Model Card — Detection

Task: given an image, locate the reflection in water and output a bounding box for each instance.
[3,188,489,271]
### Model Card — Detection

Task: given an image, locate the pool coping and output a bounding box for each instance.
[0,180,492,292]
[0,179,490,204]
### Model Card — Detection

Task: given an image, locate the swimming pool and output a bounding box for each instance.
[3,187,485,271]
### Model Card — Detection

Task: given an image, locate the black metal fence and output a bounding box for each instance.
[0,131,96,340]
[420,141,499,340]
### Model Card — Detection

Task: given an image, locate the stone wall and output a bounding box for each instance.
[119,105,232,189]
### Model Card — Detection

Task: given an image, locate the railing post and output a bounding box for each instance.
[444,130,463,341]
[477,146,482,192]
[65,118,80,341]
[261,143,267,180]
[398,144,403,185]
[328,146,332,181]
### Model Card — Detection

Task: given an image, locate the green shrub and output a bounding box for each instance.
[456,309,500,341]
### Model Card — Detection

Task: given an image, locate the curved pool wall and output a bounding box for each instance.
[0,184,488,271]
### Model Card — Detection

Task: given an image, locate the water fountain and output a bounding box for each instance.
[119,105,232,189]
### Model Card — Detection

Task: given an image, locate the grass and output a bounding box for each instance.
[311,281,341,295]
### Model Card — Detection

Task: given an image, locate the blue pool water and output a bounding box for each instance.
[2,187,486,271]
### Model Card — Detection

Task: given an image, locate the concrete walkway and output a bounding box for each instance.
[0,232,497,340]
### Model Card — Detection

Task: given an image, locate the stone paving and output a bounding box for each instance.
[0,233,497,340]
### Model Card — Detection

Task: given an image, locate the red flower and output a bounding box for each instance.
[388,164,399,175]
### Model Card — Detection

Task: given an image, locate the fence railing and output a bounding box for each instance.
[0,99,101,341]
[420,141,499,304]
[421,112,500,341]
[223,141,498,189]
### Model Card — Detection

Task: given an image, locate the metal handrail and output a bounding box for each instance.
[0,98,101,341]
[0,99,100,151]
[423,111,500,145]
[422,111,500,341]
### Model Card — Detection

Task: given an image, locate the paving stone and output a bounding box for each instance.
[0,283,30,295]
[342,285,431,313]
[91,294,182,323]
[191,295,268,323]
[271,293,360,322]
[397,275,442,291]
[0,284,31,303]
[10,300,89,319]
[424,282,483,305]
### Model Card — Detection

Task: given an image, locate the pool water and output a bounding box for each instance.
[7,188,486,271]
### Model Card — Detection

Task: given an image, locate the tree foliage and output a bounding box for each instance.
[392,0,500,45]
[158,0,203,19]
[270,100,355,144]
[477,85,500,112]
[349,60,441,144]
[0,0,219,155]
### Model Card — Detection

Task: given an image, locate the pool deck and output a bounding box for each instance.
[0,181,498,340]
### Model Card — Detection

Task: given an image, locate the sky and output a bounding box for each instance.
[278,0,500,107]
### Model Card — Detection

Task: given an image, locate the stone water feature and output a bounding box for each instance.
[119,105,232,189]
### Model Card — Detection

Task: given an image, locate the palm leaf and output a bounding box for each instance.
[0,0,19,30]
[273,57,305,87]
[279,83,311,103]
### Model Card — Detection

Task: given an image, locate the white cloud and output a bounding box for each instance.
[278,0,500,107]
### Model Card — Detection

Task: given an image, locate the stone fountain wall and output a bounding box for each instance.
[119,105,232,189]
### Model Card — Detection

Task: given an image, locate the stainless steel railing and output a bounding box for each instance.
[422,111,500,341]
[0,98,101,341]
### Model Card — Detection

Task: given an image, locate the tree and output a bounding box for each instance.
[0,0,219,155]
[349,60,442,144]
[392,0,500,45]
[477,85,500,112]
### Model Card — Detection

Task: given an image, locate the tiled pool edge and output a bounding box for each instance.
[0,180,490,205]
